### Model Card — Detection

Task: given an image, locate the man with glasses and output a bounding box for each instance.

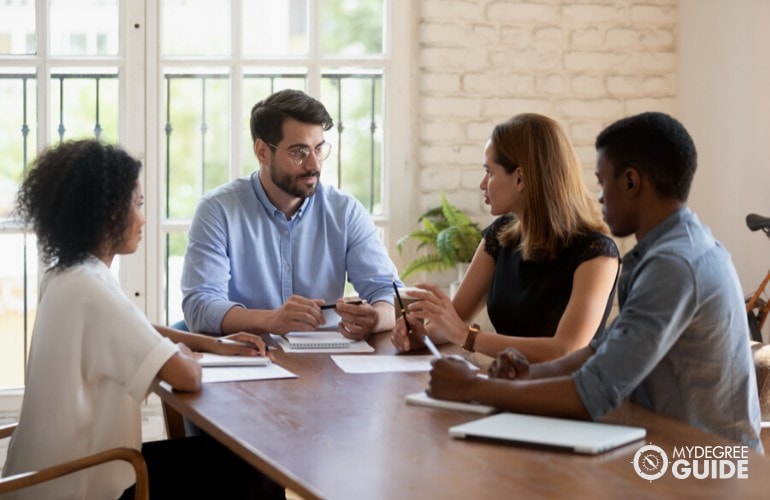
[181,89,400,339]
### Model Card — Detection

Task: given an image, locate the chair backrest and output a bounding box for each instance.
[752,342,770,421]
[0,423,149,500]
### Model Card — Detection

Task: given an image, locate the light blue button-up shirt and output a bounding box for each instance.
[573,209,762,451]
[181,172,400,334]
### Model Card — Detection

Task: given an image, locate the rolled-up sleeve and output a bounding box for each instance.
[573,253,697,420]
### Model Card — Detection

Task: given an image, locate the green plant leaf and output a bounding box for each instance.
[397,193,483,274]
[396,228,438,253]
[441,193,477,230]
[399,252,454,280]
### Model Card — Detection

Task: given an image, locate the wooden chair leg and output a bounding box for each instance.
[161,400,187,440]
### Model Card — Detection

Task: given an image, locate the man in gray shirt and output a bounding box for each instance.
[426,111,763,451]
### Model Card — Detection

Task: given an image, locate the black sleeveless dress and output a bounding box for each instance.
[484,215,619,338]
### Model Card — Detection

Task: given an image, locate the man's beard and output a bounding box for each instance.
[268,156,319,199]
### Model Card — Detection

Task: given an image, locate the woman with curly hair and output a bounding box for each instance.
[2,139,280,499]
[392,114,619,363]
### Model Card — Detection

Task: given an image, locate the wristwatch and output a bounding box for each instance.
[462,323,481,352]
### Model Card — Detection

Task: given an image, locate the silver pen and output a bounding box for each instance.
[422,335,442,358]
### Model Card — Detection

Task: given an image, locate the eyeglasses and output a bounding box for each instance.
[266,141,332,167]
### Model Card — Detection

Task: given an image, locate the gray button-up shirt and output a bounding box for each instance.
[573,208,762,451]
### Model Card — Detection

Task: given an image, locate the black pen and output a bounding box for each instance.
[321,300,364,309]
[392,280,414,335]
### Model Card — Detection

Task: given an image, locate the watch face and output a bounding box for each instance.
[633,444,669,481]
[463,324,480,352]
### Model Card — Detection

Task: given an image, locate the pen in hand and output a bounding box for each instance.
[423,334,472,365]
[392,280,414,335]
[216,338,265,350]
[320,299,364,310]
[422,334,442,358]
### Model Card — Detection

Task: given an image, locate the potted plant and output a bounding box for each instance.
[396,193,483,282]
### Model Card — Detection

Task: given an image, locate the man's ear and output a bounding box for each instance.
[624,167,641,194]
[254,140,270,166]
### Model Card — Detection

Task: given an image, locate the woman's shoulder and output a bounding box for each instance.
[43,258,120,301]
[484,214,515,240]
[489,213,514,230]
[483,214,516,258]
[574,231,619,262]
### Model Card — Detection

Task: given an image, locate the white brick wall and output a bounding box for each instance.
[417,0,678,261]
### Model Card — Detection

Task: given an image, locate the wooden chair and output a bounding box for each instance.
[751,342,770,451]
[0,423,149,499]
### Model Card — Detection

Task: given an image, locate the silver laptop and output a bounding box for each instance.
[449,412,646,455]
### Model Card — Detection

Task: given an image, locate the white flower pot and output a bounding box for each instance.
[449,262,470,298]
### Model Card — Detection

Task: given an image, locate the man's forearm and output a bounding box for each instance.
[221,306,272,335]
[528,345,595,379]
[371,301,396,334]
[469,376,590,420]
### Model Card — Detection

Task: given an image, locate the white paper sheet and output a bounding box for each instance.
[322,309,342,328]
[331,355,435,373]
[201,364,297,383]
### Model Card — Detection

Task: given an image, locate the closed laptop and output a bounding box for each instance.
[449,412,646,455]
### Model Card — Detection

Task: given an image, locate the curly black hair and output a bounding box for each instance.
[15,139,142,269]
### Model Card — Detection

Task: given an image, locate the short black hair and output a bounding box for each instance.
[595,111,697,201]
[15,139,142,269]
[249,89,334,146]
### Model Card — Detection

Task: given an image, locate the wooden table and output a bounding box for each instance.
[155,333,770,499]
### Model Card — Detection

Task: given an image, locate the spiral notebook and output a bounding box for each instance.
[271,332,375,353]
[198,353,271,367]
[285,331,353,348]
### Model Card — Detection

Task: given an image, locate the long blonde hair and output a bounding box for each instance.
[492,113,607,261]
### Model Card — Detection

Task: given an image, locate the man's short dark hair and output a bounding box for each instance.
[595,111,697,201]
[249,89,334,145]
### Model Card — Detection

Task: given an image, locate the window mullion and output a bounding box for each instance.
[306,0,322,96]
[119,0,151,316]
[36,0,50,149]
[230,0,243,182]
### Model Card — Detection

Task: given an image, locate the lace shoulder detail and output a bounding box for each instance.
[483,214,515,260]
[577,233,619,264]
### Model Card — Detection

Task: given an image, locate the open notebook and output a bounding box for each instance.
[449,412,646,455]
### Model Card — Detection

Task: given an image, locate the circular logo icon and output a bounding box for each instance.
[633,444,669,481]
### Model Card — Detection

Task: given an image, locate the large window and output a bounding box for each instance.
[0,0,124,389]
[0,0,411,389]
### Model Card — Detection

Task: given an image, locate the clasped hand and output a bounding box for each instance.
[390,283,468,352]
[268,295,377,340]
[428,347,531,402]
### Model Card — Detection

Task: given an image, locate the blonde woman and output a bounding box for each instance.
[392,113,619,363]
